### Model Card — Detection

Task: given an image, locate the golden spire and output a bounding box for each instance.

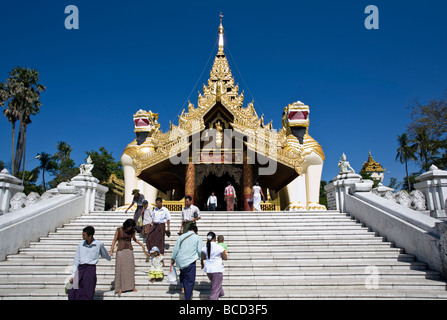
[218,12,224,54]
[361,150,386,173]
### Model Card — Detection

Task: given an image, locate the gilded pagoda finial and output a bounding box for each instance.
[218,12,224,53]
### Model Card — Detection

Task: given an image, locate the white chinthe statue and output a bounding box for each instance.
[79,156,94,176]
[338,153,355,174]
[281,101,326,211]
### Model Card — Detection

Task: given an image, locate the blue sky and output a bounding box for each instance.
[0,0,446,187]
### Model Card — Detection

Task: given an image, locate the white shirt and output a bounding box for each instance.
[142,207,153,226]
[202,242,225,273]
[207,196,217,205]
[72,239,111,277]
[182,204,200,222]
[152,206,171,224]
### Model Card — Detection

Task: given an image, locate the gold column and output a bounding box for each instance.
[243,161,253,211]
[185,160,195,204]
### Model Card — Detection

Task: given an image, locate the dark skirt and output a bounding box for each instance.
[68,264,97,300]
[182,221,196,234]
[133,206,143,232]
[146,223,165,254]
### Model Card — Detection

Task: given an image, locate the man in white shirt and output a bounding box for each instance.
[179,195,201,234]
[68,226,111,300]
[146,197,171,255]
[207,191,217,211]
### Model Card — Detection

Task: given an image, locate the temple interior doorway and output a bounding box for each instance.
[196,173,242,211]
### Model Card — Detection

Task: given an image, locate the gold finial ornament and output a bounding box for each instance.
[218,12,224,53]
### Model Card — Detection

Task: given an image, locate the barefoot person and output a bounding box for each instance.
[171,224,203,300]
[251,182,265,211]
[146,197,171,255]
[179,196,201,235]
[224,182,236,211]
[201,231,227,300]
[69,226,111,300]
[124,189,145,233]
[110,219,149,297]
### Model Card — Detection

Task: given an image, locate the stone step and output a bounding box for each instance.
[0,259,430,270]
[2,288,447,300]
[1,209,446,300]
[31,237,392,245]
[0,267,439,278]
[1,277,445,291]
[6,250,413,259]
[46,233,379,240]
[59,225,369,232]
[19,246,402,255]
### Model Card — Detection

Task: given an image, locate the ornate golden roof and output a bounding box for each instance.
[107,173,125,196]
[123,18,300,174]
[361,150,386,173]
[122,16,323,188]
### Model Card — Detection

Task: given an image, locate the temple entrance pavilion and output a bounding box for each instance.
[136,121,299,211]
[121,16,327,212]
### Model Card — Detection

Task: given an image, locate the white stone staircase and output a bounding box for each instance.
[0,210,446,300]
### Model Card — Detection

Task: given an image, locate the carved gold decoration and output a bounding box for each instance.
[122,19,323,184]
[361,150,385,173]
[260,196,281,211]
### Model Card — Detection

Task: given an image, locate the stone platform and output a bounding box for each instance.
[0,210,446,300]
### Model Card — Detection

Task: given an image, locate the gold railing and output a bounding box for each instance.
[117,196,281,212]
[162,198,184,212]
[260,197,281,211]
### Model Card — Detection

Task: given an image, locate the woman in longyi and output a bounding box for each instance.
[110,219,149,296]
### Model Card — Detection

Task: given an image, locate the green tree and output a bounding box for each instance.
[412,128,440,172]
[49,141,78,189]
[359,170,379,188]
[86,147,124,210]
[387,177,403,190]
[15,167,43,195]
[408,95,447,140]
[0,74,20,175]
[54,141,73,163]
[37,152,58,191]
[319,180,327,208]
[408,94,447,171]
[0,160,4,171]
[0,67,46,176]
[86,147,123,183]
[395,133,417,191]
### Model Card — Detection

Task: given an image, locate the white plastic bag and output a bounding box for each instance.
[166,265,178,285]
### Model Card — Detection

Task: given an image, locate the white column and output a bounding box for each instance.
[284,175,306,210]
[324,172,363,212]
[415,165,447,219]
[0,169,24,215]
[142,180,158,207]
[71,173,108,214]
[121,153,138,204]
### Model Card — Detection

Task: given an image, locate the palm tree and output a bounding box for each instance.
[37,152,57,192]
[0,67,46,176]
[0,79,20,175]
[412,128,439,172]
[395,133,417,190]
[54,141,73,163]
